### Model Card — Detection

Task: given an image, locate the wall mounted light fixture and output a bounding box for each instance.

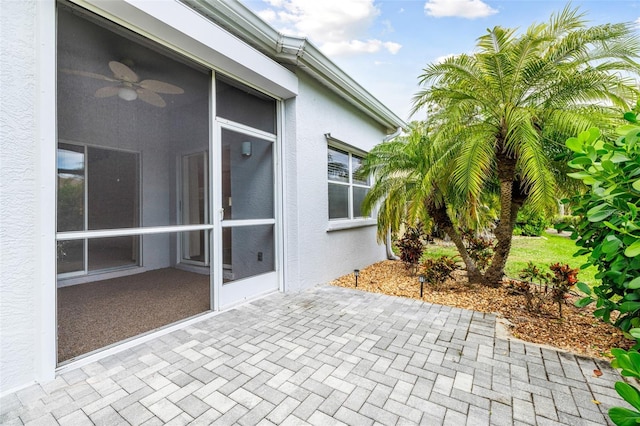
[241,141,252,157]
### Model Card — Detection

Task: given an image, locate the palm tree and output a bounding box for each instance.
[360,121,431,242]
[374,6,640,286]
[361,122,495,282]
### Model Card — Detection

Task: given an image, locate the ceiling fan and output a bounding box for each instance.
[60,60,184,107]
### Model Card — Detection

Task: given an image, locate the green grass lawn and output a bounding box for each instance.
[422,231,599,286]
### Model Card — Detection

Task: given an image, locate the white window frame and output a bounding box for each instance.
[326,142,376,231]
[56,140,143,280]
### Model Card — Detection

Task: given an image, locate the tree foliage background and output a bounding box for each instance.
[363,6,640,286]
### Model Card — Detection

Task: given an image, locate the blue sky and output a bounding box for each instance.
[240,0,640,122]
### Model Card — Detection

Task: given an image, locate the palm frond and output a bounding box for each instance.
[515,130,557,212]
[452,138,494,199]
[544,4,586,39]
[387,5,640,245]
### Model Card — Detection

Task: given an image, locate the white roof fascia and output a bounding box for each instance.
[182,0,281,55]
[76,0,298,98]
[182,0,407,131]
[298,41,405,131]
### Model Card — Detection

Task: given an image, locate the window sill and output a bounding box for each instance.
[327,218,377,232]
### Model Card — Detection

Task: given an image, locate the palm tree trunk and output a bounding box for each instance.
[485,195,520,286]
[484,154,519,286]
[426,199,484,284]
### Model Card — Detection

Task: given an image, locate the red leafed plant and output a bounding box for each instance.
[396,223,428,276]
[510,262,579,318]
[549,263,580,318]
[550,263,580,285]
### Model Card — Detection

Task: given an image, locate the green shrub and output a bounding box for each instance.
[564,106,640,342]
[553,215,580,233]
[461,230,494,272]
[514,206,550,237]
[609,348,640,425]
[422,255,461,290]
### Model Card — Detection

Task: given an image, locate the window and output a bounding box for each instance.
[57,143,141,275]
[328,146,370,220]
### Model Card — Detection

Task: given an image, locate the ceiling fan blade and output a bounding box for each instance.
[94,86,120,98]
[59,68,116,82]
[139,79,184,94]
[109,61,139,83]
[137,88,166,107]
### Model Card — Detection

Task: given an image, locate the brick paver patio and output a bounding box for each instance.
[0,285,627,425]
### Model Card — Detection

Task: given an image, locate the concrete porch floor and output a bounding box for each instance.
[0,284,626,425]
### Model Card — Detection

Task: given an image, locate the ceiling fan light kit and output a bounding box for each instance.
[61,60,184,107]
[117,86,138,101]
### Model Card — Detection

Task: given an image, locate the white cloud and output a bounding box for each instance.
[434,53,456,63]
[322,40,402,56]
[257,9,277,23]
[635,17,640,28]
[384,41,402,55]
[254,0,401,57]
[265,0,284,7]
[424,0,498,19]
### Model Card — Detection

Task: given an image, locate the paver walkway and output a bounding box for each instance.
[0,285,628,425]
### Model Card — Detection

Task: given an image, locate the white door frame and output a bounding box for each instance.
[213,118,281,309]
[178,150,210,267]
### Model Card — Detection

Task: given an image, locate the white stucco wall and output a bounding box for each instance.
[0,0,40,394]
[0,0,394,394]
[285,73,388,291]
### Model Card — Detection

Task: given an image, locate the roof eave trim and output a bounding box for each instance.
[183,0,280,52]
[299,41,406,130]
[182,0,406,130]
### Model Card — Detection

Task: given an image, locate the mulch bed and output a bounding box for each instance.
[330,260,633,360]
